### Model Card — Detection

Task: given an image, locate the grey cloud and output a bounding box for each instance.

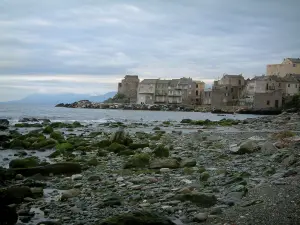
[0,0,300,100]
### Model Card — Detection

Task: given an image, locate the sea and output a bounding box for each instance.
[0,103,261,123]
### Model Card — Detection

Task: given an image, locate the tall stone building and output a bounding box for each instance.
[211,74,245,108]
[267,58,300,77]
[195,81,205,105]
[118,75,140,103]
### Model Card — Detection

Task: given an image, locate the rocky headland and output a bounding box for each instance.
[1,113,300,225]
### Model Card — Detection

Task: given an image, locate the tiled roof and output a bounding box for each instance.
[140,79,158,84]
[287,58,300,63]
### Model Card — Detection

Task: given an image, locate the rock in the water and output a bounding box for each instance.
[0,186,32,204]
[0,119,9,130]
[98,211,176,225]
[175,192,217,207]
[230,140,260,154]
[149,159,180,169]
[0,204,18,225]
[36,221,61,225]
[180,158,196,167]
[10,162,81,177]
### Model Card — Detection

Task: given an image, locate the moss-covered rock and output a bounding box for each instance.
[153,145,169,158]
[152,126,161,131]
[87,157,98,166]
[31,138,57,150]
[98,211,176,225]
[42,125,54,134]
[118,149,135,156]
[9,157,40,169]
[97,150,108,157]
[9,139,26,149]
[14,123,43,128]
[200,171,210,181]
[124,153,150,169]
[150,135,161,141]
[94,140,111,148]
[149,158,179,169]
[50,131,64,142]
[56,142,73,152]
[107,143,127,153]
[110,129,133,146]
[128,143,149,150]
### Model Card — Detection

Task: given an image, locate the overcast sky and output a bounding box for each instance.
[1,0,300,101]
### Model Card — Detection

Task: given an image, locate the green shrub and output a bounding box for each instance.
[273,130,296,140]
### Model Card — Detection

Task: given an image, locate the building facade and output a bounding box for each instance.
[137,79,157,104]
[195,81,205,105]
[118,75,140,103]
[211,74,245,108]
[267,58,300,77]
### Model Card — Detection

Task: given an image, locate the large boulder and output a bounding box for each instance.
[261,141,278,155]
[110,128,133,146]
[0,132,10,148]
[149,158,180,169]
[230,140,260,154]
[175,192,217,207]
[9,162,81,177]
[98,211,177,225]
[180,158,196,167]
[0,204,18,225]
[0,119,9,130]
[124,153,150,169]
[0,186,32,205]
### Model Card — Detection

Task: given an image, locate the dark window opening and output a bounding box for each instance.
[196,90,199,96]
[267,100,270,105]
[288,84,290,87]
[231,88,233,93]
[238,80,241,85]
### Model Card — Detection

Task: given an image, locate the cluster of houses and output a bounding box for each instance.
[117,58,300,110]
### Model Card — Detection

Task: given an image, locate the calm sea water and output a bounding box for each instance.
[0,104,261,123]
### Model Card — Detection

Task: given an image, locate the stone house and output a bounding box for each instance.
[211,74,245,108]
[168,79,182,104]
[137,79,157,104]
[195,81,205,105]
[155,80,170,104]
[202,89,212,105]
[118,75,140,103]
[240,76,282,109]
[177,77,196,105]
[267,58,300,77]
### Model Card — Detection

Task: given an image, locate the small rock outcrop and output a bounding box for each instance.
[0,119,9,130]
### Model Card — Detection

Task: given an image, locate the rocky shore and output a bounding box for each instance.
[1,113,300,225]
[55,100,284,115]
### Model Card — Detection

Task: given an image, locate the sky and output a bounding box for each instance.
[0,0,300,101]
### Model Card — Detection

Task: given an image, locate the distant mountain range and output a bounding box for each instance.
[0,92,117,105]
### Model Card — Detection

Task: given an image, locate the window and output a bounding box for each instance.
[239,80,241,85]
[288,84,290,87]
[196,84,198,88]
[296,84,298,88]
[189,85,191,88]
[226,86,228,90]
[225,93,228,96]
[231,88,233,93]
[189,91,191,95]
[267,100,270,105]
[196,90,199,96]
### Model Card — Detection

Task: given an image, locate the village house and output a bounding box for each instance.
[177,77,196,105]
[211,74,245,109]
[155,80,169,104]
[195,81,205,105]
[136,79,157,104]
[267,58,300,77]
[168,79,182,104]
[240,76,283,109]
[202,89,212,105]
[118,75,140,103]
